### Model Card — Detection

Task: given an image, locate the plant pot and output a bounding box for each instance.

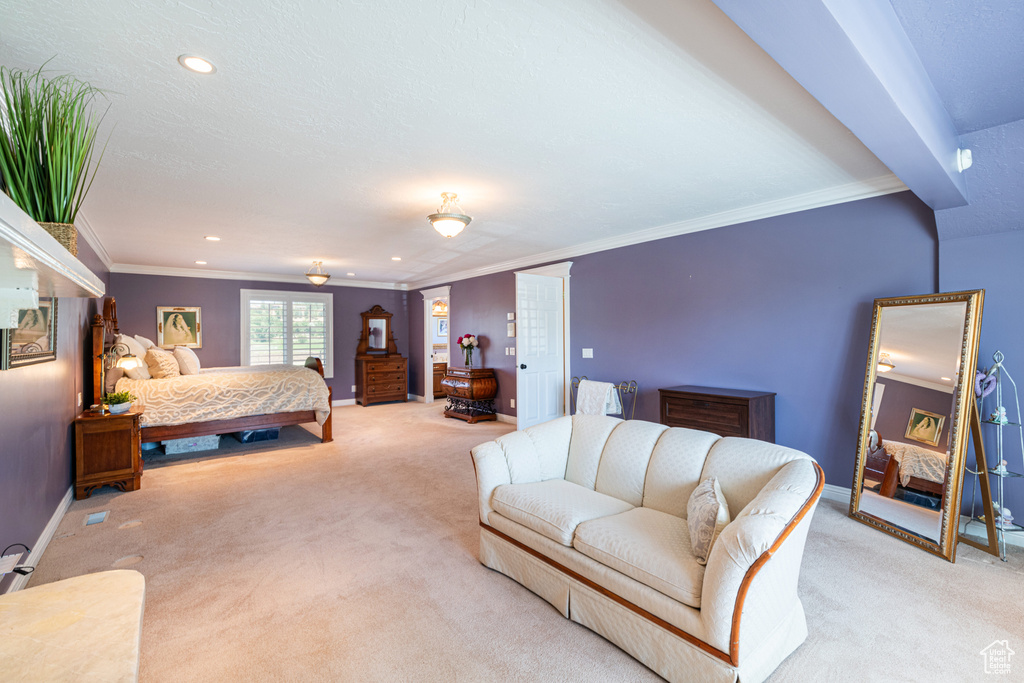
[38,222,78,256]
[107,402,131,415]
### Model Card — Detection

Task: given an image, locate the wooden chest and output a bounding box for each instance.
[658,385,775,442]
[356,355,408,406]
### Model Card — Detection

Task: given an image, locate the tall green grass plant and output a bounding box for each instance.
[0,64,108,224]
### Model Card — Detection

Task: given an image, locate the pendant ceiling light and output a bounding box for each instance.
[877,352,895,373]
[305,261,331,287]
[428,192,472,238]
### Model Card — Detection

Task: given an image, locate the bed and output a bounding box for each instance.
[91,297,333,444]
[863,431,946,498]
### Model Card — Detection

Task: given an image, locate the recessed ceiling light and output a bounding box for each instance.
[347,272,355,277]
[941,377,952,381]
[204,235,221,241]
[195,260,207,265]
[178,55,216,74]
[391,257,402,261]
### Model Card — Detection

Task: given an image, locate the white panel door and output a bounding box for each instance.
[516,273,564,429]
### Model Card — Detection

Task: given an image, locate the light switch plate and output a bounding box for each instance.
[510,399,515,408]
[582,348,594,358]
[507,312,515,320]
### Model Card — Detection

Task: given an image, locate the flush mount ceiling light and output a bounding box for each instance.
[178,55,216,74]
[431,299,448,317]
[305,261,331,287]
[877,352,895,373]
[428,192,472,238]
[204,235,221,241]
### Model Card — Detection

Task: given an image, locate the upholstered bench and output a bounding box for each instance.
[0,570,145,682]
[472,415,823,683]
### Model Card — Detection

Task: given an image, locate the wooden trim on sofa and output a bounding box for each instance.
[479,522,734,665]
[728,461,824,665]
[476,458,825,669]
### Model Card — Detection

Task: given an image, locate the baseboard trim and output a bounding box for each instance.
[823,481,1024,549]
[496,413,516,425]
[7,486,73,593]
[331,398,355,407]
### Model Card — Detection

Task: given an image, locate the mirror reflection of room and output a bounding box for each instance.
[857,301,967,543]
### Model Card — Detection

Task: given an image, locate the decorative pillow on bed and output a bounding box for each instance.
[173,346,201,375]
[146,348,181,379]
[687,477,731,566]
[105,367,124,393]
[115,334,152,380]
[134,334,157,350]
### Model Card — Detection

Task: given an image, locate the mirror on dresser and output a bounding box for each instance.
[849,291,984,561]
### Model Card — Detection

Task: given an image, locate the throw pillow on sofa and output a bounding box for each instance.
[687,476,731,565]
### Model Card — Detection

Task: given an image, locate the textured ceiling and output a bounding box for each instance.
[0,0,898,287]
[890,0,1024,134]
[878,302,968,390]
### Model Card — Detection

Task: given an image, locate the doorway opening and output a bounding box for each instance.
[420,286,451,404]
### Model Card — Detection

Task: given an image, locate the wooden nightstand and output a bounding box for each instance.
[74,409,143,500]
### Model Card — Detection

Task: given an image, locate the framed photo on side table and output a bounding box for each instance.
[2,298,58,369]
[157,306,202,348]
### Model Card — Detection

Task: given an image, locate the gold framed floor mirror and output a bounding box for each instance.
[849,290,984,562]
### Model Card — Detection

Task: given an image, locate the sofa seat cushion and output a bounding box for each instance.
[574,507,705,608]
[491,479,634,546]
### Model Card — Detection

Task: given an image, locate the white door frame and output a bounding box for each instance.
[420,285,451,403]
[515,261,572,428]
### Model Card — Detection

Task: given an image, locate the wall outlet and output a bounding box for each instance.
[582,348,594,358]
[510,399,515,408]
[509,347,515,355]
[351,385,356,392]
[504,347,509,355]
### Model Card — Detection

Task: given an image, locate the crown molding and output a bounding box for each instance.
[109,263,406,290]
[404,174,906,290]
[882,372,955,394]
[73,210,113,271]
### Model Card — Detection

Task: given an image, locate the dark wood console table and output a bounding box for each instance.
[658,385,775,442]
[441,367,498,423]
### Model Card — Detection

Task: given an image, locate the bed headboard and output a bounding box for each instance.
[91,297,120,405]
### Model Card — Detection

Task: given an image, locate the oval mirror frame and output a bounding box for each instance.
[849,290,984,562]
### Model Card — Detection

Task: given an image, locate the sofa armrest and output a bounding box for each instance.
[471,441,513,525]
[699,459,823,661]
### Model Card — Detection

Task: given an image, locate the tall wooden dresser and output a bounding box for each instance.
[354,305,407,406]
[355,356,408,406]
[658,385,775,443]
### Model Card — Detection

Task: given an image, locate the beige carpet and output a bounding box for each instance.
[30,403,1024,682]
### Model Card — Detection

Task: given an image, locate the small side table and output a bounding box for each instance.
[442,367,498,424]
[74,408,143,500]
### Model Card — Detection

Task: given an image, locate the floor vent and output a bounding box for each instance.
[85,511,109,526]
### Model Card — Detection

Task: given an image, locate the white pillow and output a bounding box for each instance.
[115,334,151,380]
[135,334,157,350]
[687,477,731,566]
[173,346,201,375]
[146,348,181,379]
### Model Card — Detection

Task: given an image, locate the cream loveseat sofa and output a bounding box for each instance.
[471,415,823,683]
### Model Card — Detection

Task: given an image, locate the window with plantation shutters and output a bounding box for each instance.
[240,289,333,378]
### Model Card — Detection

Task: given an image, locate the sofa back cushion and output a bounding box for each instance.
[594,420,668,506]
[524,416,573,481]
[700,437,813,516]
[565,415,621,489]
[642,428,721,518]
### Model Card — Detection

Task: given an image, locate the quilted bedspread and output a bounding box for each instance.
[116,364,330,428]
[883,439,948,485]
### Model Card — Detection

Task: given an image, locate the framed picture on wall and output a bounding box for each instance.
[157,306,202,348]
[2,298,58,369]
[437,318,448,337]
[905,407,945,447]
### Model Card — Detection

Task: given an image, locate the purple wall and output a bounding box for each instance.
[0,237,109,592]
[874,377,953,452]
[414,191,938,489]
[108,274,409,401]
